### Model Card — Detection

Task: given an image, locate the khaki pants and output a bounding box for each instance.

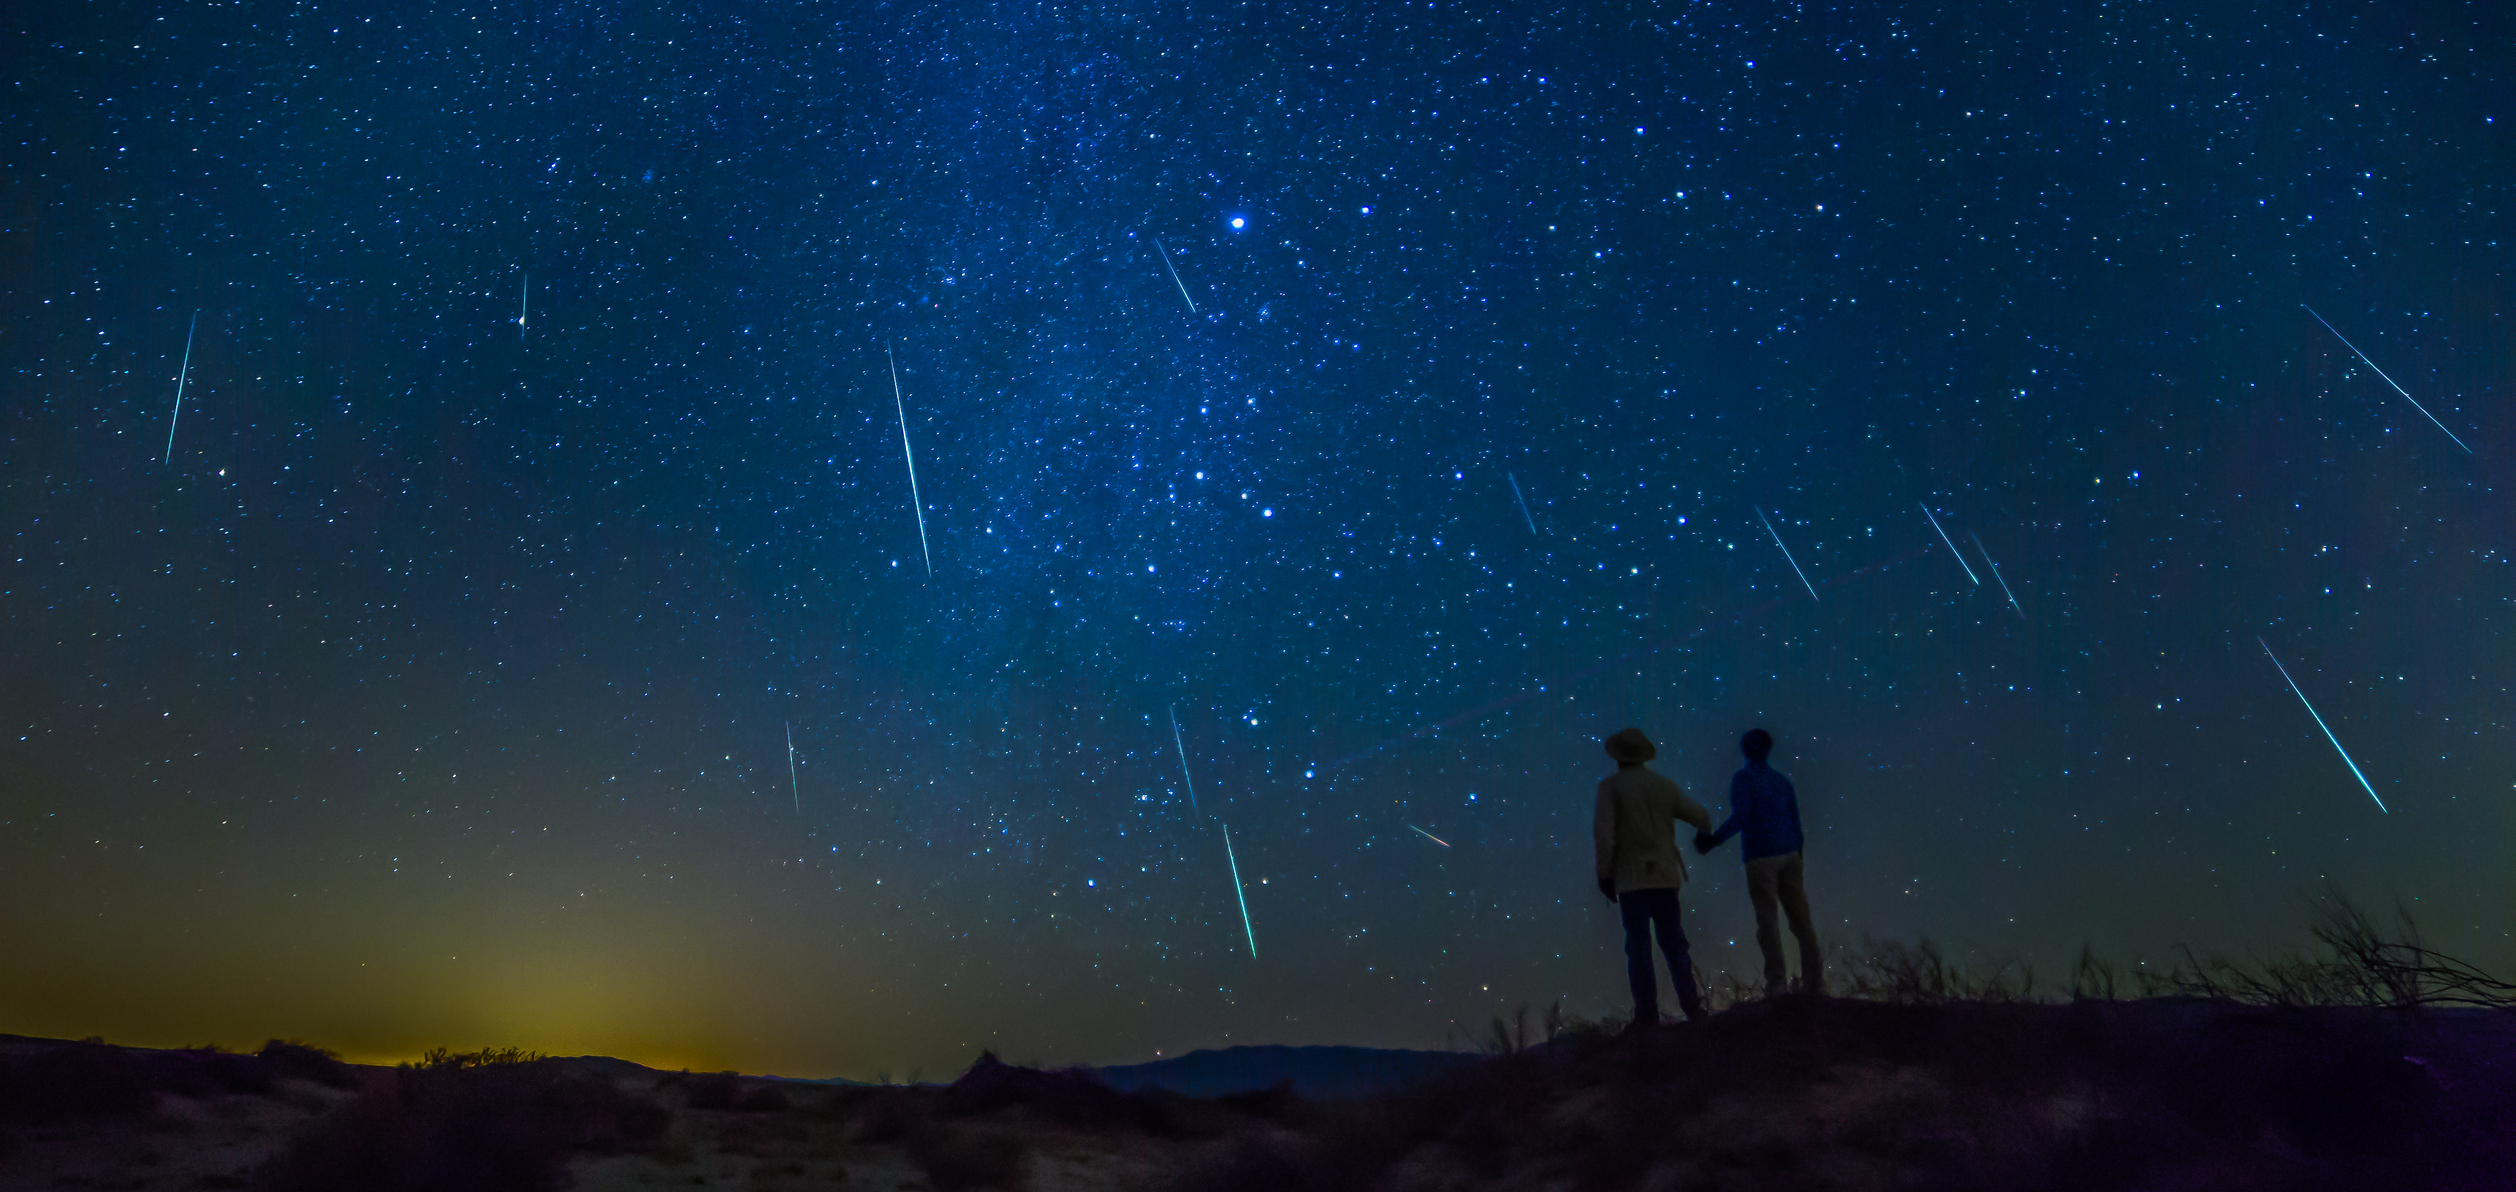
[1744,851,1822,993]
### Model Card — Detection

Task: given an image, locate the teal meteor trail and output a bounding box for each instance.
[1920,503,1979,585]
[163,312,196,464]
[1507,473,1539,535]
[1221,820,1256,957]
[1971,531,2025,618]
[888,346,933,577]
[2259,637,2388,813]
[1757,508,1820,601]
[1168,704,1201,816]
[1155,238,1197,314]
[2303,305,2471,454]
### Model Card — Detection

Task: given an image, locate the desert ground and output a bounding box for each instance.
[5,995,2513,1191]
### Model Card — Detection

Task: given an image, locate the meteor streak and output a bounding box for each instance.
[164,312,197,465]
[1154,238,1198,314]
[785,721,800,815]
[2303,305,2471,454]
[1220,820,1257,957]
[1168,704,1202,816]
[1757,508,1820,602]
[1507,472,1540,535]
[888,346,933,577]
[1971,531,2025,618]
[2259,637,2388,813]
[1920,503,1979,585]
[517,271,528,337]
[1407,824,1451,848]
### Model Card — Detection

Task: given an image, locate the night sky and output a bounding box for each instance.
[5,2,2510,1079]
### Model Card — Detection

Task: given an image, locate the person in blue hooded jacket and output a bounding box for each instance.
[1696,728,1823,995]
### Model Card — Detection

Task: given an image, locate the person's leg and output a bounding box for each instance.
[1744,856,1787,991]
[1644,889,1706,1021]
[1776,853,1822,993]
[1618,891,1662,1026]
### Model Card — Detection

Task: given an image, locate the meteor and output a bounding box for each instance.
[1407,824,1451,848]
[888,346,933,577]
[1757,508,1820,602]
[163,311,197,465]
[1154,238,1198,314]
[1971,531,2025,618]
[1168,704,1202,816]
[1919,503,1979,585]
[1220,820,1257,957]
[2303,305,2471,454]
[1507,473,1540,535]
[517,271,528,337]
[785,721,800,815]
[2258,637,2388,813]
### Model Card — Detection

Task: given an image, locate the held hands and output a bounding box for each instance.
[1692,832,1717,855]
[1597,876,1618,903]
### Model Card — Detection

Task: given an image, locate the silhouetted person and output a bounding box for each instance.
[1697,728,1823,994]
[1593,726,1714,1026]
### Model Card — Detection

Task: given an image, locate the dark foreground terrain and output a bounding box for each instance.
[4,996,2511,1191]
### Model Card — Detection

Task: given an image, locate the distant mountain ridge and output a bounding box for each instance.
[16,1038,1468,1099]
[1093,1044,1471,1098]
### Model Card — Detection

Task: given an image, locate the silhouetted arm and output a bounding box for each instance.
[1702,770,1747,849]
[1673,788,1713,836]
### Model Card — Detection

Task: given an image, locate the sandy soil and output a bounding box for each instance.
[0,1078,354,1191]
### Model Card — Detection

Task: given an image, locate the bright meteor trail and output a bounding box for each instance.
[163,312,196,465]
[1406,824,1451,848]
[784,721,800,816]
[888,346,933,578]
[2258,637,2388,813]
[2302,304,2472,454]
[1507,473,1539,535]
[1154,238,1198,314]
[1971,531,2025,619]
[1757,508,1820,602]
[1168,704,1201,816]
[1220,820,1256,958]
[1920,503,1979,585]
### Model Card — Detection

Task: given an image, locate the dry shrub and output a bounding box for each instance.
[257,1040,359,1089]
[906,1118,1030,1190]
[937,1052,1312,1140]
[0,1040,157,1124]
[847,1087,928,1144]
[253,1057,670,1192]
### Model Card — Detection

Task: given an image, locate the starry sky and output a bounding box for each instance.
[4,1,2510,1079]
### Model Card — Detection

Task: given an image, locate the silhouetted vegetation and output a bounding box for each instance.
[1144,896,2516,1192]
[255,1039,359,1089]
[906,1117,1033,1190]
[0,1036,356,1125]
[663,1067,794,1112]
[1154,993,2513,1192]
[253,1052,668,1192]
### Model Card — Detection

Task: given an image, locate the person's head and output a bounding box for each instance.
[1740,728,1774,763]
[1603,727,1657,767]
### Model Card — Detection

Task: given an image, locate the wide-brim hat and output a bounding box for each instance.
[1603,727,1657,763]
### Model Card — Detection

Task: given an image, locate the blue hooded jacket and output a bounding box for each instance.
[1705,761,1805,861]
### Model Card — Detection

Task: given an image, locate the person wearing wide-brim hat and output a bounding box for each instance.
[1593,726,1715,1026]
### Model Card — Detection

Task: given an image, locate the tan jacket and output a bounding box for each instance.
[1593,764,1713,894]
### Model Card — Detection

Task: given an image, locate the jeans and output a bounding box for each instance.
[1744,851,1822,992]
[1618,886,1705,1024]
